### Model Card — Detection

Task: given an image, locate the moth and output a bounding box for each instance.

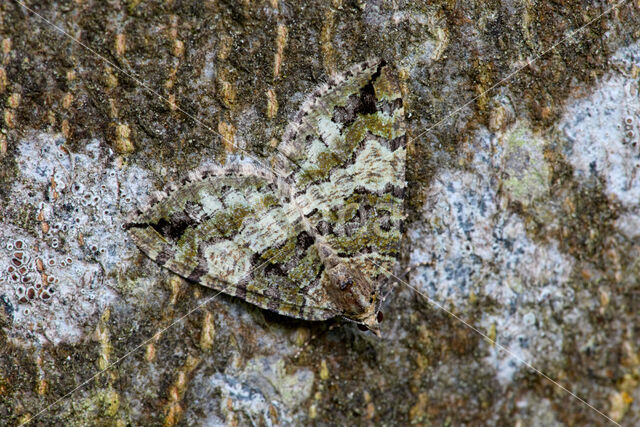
[126,58,406,335]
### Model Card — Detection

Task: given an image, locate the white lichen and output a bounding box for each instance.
[0,132,152,345]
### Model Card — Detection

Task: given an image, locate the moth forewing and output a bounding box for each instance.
[126,59,406,334]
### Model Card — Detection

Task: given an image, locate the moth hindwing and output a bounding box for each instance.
[126,58,406,334]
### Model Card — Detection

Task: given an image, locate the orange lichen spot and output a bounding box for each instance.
[145,342,156,362]
[7,92,20,109]
[168,385,180,402]
[217,69,236,108]
[114,123,134,154]
[41,221,49,234]
[0,133,6,157]
[218,121,237,153]
[4,110,15,128]
[320,2,339,74]
[62,93,74,109]
[163,355,199,426]
[78,232,85,247]
[0,68,6,93]
[217,35,233,61]
[199,310,216,352]
[163,402,183,427]
[61,119,71,138]
[36,379,48,395]
[167,94,177,111]
[365,401,375,420]
[266,88,278,119]
[173,40,184,57]
[115,33,126,56]
[609,390,633,422]
[274,24,288,78]
[1,38,11,55]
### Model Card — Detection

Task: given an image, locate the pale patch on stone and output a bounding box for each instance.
[410,128,573,385]
[560,41,640,243]
[616,211,640,240]
[500,121,551,207]
[1,132,152,345]
[561,76,640,208]
[244,357,314,408]
[187,356,312,426]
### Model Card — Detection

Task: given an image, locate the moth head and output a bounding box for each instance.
[326,261,383,336]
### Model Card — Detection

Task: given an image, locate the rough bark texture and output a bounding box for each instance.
[1,0,640,425]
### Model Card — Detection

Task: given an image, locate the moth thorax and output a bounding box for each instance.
[325,261,379,326]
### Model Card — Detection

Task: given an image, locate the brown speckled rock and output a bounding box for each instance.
[1,1,639,425]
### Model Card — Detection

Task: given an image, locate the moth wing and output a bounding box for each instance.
[126,165,337,320]
[281,60,407,279]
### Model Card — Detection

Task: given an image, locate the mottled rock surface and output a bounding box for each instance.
[1,1,639,425]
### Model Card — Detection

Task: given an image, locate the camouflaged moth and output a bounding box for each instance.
[126,58,406,335]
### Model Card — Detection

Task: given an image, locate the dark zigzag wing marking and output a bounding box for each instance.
[126,166,338,321]
[275,59,406,193]
[284,60,406,257]
[281,60,406,303]
[271,58,383,176]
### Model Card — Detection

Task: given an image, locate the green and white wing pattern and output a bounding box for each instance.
[126,165,336,320]
[127,58,406,324]
[281,59,407,285]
